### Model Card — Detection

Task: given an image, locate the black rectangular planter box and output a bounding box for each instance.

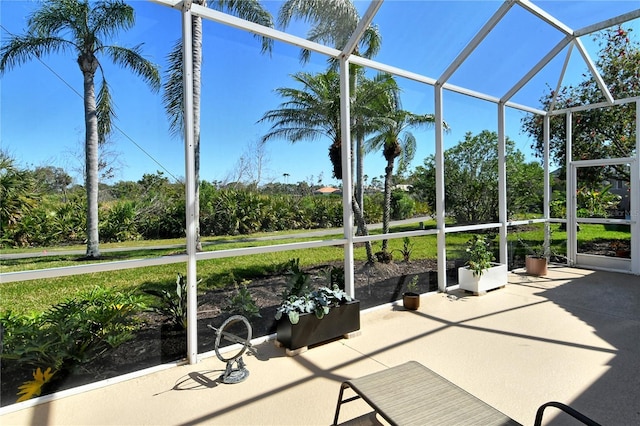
[276,300,360,350]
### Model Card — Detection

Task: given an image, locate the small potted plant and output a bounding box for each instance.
[458,235,507,294]
[524,246,548,276]
[517,234,549,276]
[402,275,420,310]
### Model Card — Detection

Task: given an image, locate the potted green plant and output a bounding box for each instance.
[458,235,507,294]
[517,234,549,276]
[274,261,360,354]
[524,246,548,277]
[402,275,420,310]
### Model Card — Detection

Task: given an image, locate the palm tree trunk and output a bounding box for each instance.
[350,67,374,262]
[381,161,394,252]
[82,68,100,258]
[351,197,374,263]
[356,131,364,214]
[192,11,203,251]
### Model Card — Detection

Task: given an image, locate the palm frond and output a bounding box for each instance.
[0,36,73,72]
[27,0,83,37]
[90,0,135,40]
[213,0,274,53]
[360,25,382,59]
[96,77,115,144]
[397,132,417,175]
[105,44,161,91]
[162,39,185,138]
[278,0,375,62]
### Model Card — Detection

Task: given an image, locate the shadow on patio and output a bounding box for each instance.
[1,266,638,425]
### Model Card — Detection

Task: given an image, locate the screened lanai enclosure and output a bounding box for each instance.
[0,0,639,410]
[154,0,640,363]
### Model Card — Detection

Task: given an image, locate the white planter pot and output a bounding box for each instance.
[458,263,507,294]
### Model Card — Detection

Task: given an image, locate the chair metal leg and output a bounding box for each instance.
[332,384,347,426]
[534,401,601,426]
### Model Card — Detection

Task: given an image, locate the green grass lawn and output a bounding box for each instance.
[0,220,629,315]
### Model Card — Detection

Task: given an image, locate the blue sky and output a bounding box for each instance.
[1,0,638,187]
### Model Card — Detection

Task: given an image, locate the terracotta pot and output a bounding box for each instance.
[525,256,547,276]
[403,292,420,310]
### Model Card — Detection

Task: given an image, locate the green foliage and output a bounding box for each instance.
[549,190,567,218]
[324,265,345,291]
[309,196,343,228]
[390,191,415,220]
[576,184,621,218]
[144,273,192,329]
[2,159,401,248]
[363,193,384,224]
[411,130,544,223]
[465,235,496,277]
[0,152,40,246]
[224,280,261,319]
[0,287,144,372]
[100,200,141,242]
[406,275,419,293]
[522,26,639,183]
[275,285,352,325]
[549,184,621,219]
[393,237,414,262]
[281,258,313,300]
[275,258,353,324]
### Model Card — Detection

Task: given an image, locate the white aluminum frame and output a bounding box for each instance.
[3,0,639,368]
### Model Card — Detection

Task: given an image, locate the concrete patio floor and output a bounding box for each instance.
[1,266,639,425]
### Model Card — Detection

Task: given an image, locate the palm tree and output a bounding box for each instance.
[0,0,161,258]
[162,0,273,251]
[278,0,382,255]
[260,70,342,175]
[259,70,397,261]
[366,89,441,253]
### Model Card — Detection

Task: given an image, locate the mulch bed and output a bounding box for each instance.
[1,258,460,406]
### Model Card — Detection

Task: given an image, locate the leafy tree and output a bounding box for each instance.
[162,0,273,250]
[411,130,544,224]
[522,26,639,184]
[134,172,185,240]
[0,0,161,258]
[32,166,73,197]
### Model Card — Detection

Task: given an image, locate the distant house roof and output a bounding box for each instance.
[393,184,412,192]
[314,186,341,195]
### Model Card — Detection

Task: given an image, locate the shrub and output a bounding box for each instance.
[224,280,261,319]
[100,200,141,242]
[465,235,495,277]
[143,273,194,329]
[391,191,415,220]
[0,287,144,373]
[393,237,414,262]
[281,258,313,300]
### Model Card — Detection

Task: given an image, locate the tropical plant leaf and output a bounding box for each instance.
[16,367,56,402]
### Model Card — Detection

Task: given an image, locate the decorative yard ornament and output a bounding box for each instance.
[208,315,253,384]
